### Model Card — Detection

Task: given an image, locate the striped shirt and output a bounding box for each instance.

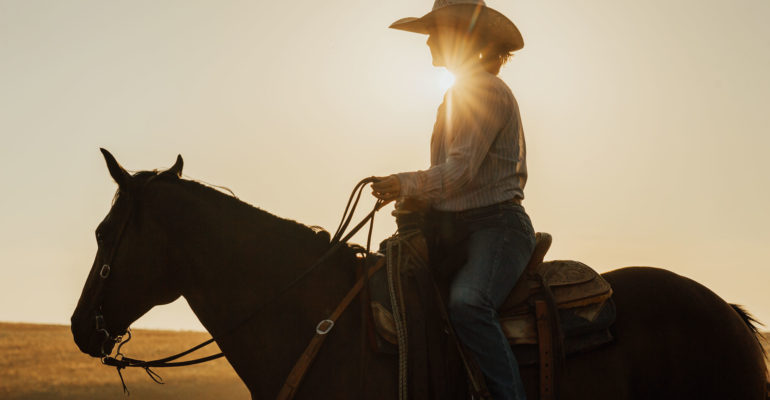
[396,69,528,212]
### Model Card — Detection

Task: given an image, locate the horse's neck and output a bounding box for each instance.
[161,189,358,394]
[165,195,327,333]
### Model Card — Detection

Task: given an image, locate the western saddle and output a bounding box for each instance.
[369,232,616,400]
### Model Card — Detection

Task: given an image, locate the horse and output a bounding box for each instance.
[71,150,768,399]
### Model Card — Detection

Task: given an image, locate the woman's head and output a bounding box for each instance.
[426,26,513,75]
[390,1,523,75]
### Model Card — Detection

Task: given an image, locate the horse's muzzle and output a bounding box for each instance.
[71,313,116,358]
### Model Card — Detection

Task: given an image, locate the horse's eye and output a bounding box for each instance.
[96,231,103,243]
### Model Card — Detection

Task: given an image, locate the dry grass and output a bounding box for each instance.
[0,322,249,400]
[0,322,767,399]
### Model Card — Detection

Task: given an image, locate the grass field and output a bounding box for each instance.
[0,322,767,399]
[0,322,250,400]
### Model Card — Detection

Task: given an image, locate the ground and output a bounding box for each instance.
[0,322,250,400]
[0,322,767,399]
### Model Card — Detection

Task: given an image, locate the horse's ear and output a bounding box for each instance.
[161,154,184,178]
[100,148,130,187]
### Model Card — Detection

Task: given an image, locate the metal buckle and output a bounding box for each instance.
[315,319,334,335]
[95,313,105,330]
[95,313,113,356]
[99,264,111,279]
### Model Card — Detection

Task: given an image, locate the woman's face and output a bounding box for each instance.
[426,28,478,69]
[426,32,447,67]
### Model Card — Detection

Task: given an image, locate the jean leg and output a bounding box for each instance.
[448,217,534,400]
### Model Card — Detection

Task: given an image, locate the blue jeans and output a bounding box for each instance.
[428,201,535,400]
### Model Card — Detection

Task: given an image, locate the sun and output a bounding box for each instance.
[437,68,455,92]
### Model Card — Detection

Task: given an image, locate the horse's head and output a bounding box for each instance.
[71,149,185,357]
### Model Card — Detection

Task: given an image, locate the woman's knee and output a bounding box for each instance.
[448,286,493,325]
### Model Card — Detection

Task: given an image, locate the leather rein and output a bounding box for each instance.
[93,177,387,395]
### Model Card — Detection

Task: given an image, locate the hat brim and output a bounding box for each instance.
[389,4,524,52]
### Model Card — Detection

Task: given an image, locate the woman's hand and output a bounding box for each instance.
[372,175,401,201]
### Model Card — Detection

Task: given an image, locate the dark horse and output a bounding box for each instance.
[72,150,768,399]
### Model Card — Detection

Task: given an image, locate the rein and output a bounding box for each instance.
[97,177,387,394]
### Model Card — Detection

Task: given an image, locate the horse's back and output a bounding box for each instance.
[520,266,766,400]
[601,266,766,399]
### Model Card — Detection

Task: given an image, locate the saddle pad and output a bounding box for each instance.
[500,298,616,345]
[371,301,397,345]
[512,329,615,366]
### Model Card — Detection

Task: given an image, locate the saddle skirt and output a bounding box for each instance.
[369,232,616,355]
[499,259,614,345]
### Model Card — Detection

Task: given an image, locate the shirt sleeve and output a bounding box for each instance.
[396,79,509,203]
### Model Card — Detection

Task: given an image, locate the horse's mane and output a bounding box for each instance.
[120,170,331,247]
[730,304,768,359]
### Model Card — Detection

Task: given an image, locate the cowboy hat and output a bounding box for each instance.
[389,0,524,52]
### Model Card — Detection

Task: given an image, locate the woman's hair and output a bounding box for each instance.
[480,43,514,75]
[431,25,515,75]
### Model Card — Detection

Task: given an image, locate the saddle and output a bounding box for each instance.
[368,231,616,399]
[499,234,615,351]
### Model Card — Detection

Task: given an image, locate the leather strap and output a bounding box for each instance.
[277,258,386,400]
[424,265,489,398]
[535,300,555,400]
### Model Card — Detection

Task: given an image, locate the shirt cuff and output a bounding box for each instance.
[395,172,419,198]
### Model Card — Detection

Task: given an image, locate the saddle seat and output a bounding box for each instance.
[369,232,616,352]
[501,233,612,313]
[498,233,614,346]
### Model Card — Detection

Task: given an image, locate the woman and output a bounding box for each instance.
[371,1,534,399]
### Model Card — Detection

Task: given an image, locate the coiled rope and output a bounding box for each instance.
[385,228,428,400]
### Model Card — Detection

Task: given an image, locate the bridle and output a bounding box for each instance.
[89,176,387,395]
[93,198,134,359]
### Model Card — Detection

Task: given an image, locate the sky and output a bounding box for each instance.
[0,0,768,332]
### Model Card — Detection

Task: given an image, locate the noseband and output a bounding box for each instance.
[91,198,133,358]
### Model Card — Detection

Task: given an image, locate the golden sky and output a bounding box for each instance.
[1,0,768,331]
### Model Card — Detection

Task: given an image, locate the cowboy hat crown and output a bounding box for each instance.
[390,0,524,52]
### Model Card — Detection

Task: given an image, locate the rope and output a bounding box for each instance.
[387,232,413,400]
[359,197,381,398]
[331,177,379,245]
[386,229,490,399]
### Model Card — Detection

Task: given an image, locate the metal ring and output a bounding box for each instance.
[95,314,105,330]
[99,264,111,279]
[315,319,334,335]
[98,328,112,357]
